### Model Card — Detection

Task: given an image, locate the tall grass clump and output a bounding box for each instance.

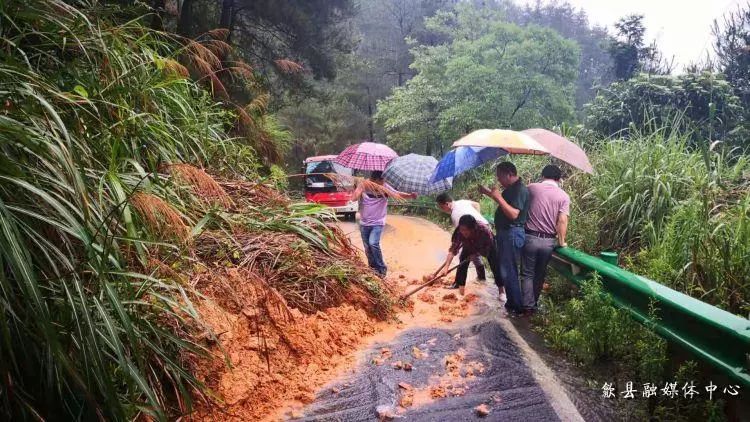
[562,131,750,314]
[0,0,274,419]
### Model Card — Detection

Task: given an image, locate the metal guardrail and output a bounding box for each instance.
[549,247,750,389]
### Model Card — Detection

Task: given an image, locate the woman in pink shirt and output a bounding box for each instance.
[351,171,416,277]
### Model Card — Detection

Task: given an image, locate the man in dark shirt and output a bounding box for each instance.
[437,215,499,296]
[480,162,529,314]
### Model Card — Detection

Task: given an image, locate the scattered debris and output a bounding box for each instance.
[464,293,480,303]
[332,387,340,394]
[381,347,392,359]
[403,362,413,371]
[475,403,491,417]
[392,360,403,370]
[372,357,385,366]
[412,346,425,360]
[442,293,458,303]
[429,385,447,399]
[398,382,413,391]
[427,337,437,346]
[399,394,414,408]
[376,404,397,421]
[491,393,503,403]
[465,361,485,377]
[417,292,435,303]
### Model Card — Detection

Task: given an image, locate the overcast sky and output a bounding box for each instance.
[516,0,744,71]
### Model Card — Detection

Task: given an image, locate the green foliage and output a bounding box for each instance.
[537,276,667,372]
[713,3,750,112]
[0,0,349,418]
[376,4,580,155]
[549,132,749,315]
[506,1,614,111]
[0,1,235,418]
[636,167,750,315]
[585,72,747,148]
[174,0,356,82]
[607,14,671,80]
[278,55,376,166]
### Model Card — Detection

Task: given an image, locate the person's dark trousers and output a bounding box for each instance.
[360,224,387,276]
[454,243,499,287]
[521,234,556,310]
[472,255,486,280]
[497,226,525,312]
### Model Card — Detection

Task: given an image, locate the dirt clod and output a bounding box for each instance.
[442,293,458,302]
[376,404,396,421]
[398,381,413,390]
[417,292,435,303]
[412,346,425,360]
[475,403,491,416]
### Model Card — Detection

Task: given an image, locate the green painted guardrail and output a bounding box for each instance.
[549,247,750,389]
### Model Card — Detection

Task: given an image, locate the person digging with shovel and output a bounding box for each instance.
[436,214,499,296]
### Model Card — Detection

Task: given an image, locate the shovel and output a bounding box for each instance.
[399,258,470,300]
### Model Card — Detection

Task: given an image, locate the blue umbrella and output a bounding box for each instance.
[430,146,507,182]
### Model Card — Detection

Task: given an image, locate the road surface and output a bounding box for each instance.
[293,215,585,421]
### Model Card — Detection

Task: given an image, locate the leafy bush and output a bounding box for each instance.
[536,276,666,374]
[584,72,747,149]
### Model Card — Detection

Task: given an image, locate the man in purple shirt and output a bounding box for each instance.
[521,165,570,313]
[351,171,416,277]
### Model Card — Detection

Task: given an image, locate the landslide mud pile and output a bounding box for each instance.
[146,167,396,420]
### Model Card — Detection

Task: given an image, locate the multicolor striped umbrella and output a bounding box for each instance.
[334,142,398,171]
[452,129,549,155]
[383,154,452,195]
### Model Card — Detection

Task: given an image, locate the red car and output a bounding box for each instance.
[303,155,357,221]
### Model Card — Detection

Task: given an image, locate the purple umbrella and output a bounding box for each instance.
[334,142,398,171]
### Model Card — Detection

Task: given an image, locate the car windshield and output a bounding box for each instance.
[304,160,353,187]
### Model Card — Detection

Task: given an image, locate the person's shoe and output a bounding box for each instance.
[476,277,487,282]
[459,286,465,296]
[501,308,521,318]
[499,293,507,303]
[447,283,460,289]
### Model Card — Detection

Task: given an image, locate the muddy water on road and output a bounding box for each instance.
[285,215,613,421]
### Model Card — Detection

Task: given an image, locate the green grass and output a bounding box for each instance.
[0,1,298,419]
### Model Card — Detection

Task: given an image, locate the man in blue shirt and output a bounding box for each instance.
[480,162,529,315]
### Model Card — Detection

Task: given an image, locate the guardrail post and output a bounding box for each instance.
[598,251,618,266]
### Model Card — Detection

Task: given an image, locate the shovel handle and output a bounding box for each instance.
[399,258,470,300]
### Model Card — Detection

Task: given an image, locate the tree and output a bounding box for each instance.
[161,0,356,86]
[713,3,750,110]
[584,72,746,148]
[376,4,580,155]
[510,0,614,112]
[608,14,672,80]
[278,55,378,166]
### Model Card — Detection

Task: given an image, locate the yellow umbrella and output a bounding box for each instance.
[451,129,550,155]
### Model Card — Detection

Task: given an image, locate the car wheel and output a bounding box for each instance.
[346,212,356,221]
